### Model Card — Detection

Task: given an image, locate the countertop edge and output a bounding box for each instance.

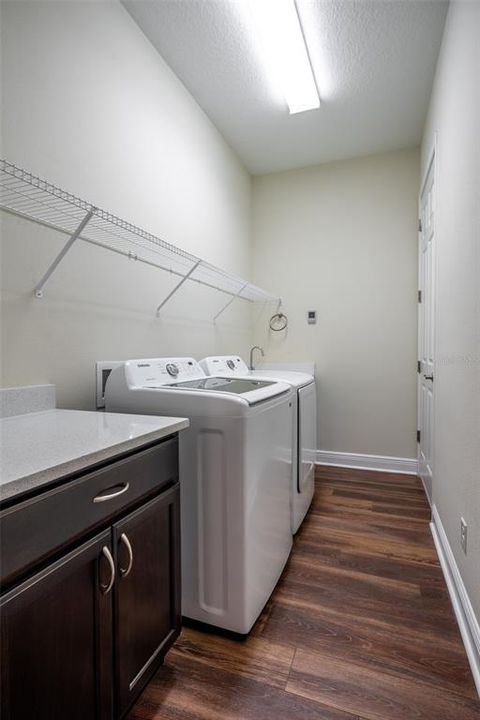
[0,417,189,503]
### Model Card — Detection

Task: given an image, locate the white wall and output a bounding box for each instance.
[0,0,253,409]
[252,148,419,459]
[421,1,480,619]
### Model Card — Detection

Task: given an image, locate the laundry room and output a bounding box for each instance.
[0,1,479,719]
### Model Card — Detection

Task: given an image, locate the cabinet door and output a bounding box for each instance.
[113,484,181,717]
[0,530,114,720]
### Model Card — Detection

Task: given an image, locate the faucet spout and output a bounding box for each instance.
[250,345,264,371]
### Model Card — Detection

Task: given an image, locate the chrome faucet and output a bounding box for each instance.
[250,345,264,370]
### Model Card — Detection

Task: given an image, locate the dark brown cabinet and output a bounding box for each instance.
[113,486,180,717]
[1,531,114,720]
[0,438,181,720]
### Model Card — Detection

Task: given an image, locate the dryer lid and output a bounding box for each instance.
[200,356,314,388]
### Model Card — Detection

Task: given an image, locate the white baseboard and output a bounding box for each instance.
[418,470,432,508]
[316,450,418,475]
[430,505,480,696]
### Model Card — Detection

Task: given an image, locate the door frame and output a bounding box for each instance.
[417,137,437,504]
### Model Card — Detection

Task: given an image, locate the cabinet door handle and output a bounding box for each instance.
[100,546,115,594]
[93,482,130,503]
[119,533,133,578]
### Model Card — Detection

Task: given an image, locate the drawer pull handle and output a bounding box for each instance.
[119,533,134,578]
[100,546,115,594]
[93,482,130,503]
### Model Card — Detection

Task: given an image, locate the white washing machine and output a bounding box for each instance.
[104,357,293,634]
[200,356,316,534]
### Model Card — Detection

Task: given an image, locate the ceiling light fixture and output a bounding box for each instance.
[252,0,320,115]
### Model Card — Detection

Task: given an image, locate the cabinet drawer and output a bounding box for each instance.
[0,437,178,587]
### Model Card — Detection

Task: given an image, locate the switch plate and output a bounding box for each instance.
[307,310,317,325]
[460,517,467,554]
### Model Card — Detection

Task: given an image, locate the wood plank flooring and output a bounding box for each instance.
[127,466,479,720]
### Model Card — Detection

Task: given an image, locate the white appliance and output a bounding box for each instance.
[200,356,316,534]
[104,357,293,634]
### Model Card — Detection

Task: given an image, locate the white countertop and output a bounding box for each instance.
[0,409,189,502]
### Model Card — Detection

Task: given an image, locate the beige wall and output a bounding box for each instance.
[421,1,480,620]
[0,0,253,408]
[252,148,419,459]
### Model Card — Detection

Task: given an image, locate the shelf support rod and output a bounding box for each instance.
[156,260,201,316]
[214,282,249,323]
[34,208,96,298]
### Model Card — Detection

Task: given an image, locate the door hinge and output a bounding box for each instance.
[417,360,421,374]
[417,429,421,443]
[418,218,423,232]
[418,290,422,303]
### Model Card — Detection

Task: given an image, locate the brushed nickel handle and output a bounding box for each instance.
[93,482,130,503]
[100,546,115,594]
[119,533,133,578]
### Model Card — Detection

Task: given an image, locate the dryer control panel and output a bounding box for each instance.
[126,358,206,387]
[200,356,250,376]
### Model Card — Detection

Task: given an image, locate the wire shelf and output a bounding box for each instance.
[0,159,280,314]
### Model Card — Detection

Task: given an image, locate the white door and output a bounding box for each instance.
[418,159,435,503]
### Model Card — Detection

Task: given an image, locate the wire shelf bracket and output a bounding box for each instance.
[156,259,202,316]
[213,282,249,323]
[0,159,281,317]
[33,208,96,298]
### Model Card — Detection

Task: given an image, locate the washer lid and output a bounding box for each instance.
[165,375,290,405]
[122,358,291,404]
[169,377,275,395]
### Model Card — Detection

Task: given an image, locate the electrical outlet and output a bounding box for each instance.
[460,517,467,554]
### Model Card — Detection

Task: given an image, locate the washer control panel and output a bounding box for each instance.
[200,356,250,376]
[166,363,179,377]
[126,357,206,387]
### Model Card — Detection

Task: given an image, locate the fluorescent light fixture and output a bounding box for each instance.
[252,0,320,114]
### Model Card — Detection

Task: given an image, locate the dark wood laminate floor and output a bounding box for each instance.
[127,466,480,720]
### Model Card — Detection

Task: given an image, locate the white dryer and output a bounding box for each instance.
[200,356,316,534]
[105,357,293,634]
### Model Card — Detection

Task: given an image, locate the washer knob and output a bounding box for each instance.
[166,363,179,377]
[226,359,235,370]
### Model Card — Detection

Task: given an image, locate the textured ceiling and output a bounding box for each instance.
[123,0,448,175]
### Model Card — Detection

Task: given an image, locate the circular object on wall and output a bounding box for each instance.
[269,312,288,332]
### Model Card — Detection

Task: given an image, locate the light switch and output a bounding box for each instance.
[307,310,317,324]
